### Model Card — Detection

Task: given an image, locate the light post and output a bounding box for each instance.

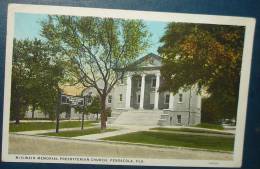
[56,90,62,133]
[81,93,92,130]
[188,88,192,126]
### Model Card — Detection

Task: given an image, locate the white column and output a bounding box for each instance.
[154,73,160,110]
[169,93,174,110]
[125,74,132,109]
[197,94,201,109]
[139,74,146,110]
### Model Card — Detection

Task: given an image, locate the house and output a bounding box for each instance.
[82,53,201,126]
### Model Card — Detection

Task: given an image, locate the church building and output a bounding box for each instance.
[83,53,201,126]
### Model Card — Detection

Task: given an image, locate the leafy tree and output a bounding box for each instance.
[11,40,28,123]
[158,23,245,120]
[41,15,150,129]
[72,105,86,130]
[87,96,102,121]
[11,39,66,124]
[201,98,221,123]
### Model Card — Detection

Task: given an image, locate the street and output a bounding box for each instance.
[9,134,233,160]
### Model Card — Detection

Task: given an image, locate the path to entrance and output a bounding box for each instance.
[9,134,232,160]
[14,124,234,140]
[73,124,235,140]
[73,125,151,140]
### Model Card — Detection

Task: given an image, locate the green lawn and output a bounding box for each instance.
[150,127,233,135]
[102,131,234,151]
[9,121,97,132]
[42,127,117,137]
[195,123,224,130]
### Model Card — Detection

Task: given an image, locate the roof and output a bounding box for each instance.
[126,53,162,71]
[60,84,85,96]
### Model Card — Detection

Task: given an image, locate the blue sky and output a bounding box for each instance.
[14,13,168,55]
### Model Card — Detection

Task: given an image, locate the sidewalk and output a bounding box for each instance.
[14,126,98,135]
[73,124,154,140]
[73,129,138,140]
[14,123,234,140]
[14,124,152,140]
[10,119,84,123]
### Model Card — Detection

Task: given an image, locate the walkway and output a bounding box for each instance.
[149,130,234,138]
[73,125,151,140]
[14,124,234,140]
[15,126,99,135]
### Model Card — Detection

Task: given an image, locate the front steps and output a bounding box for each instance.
[107,111,123,124]
[110,109,163,126]
[158,112,170,126]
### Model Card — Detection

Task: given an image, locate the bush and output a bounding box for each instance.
[22,117,51,120]
[105,107,112,117]
[195,123,224,130]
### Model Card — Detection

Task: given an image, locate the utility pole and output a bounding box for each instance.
[55,89,61,133]
[81,110,84,130]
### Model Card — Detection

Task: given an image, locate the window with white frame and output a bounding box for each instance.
[119,94,123,102]
[164,94,170,104]
[108,95,112,104]
[137,94,141,103]
[177,115,181,124]
[119,76,124,84]
[178,93,183,103]
[85,92,92,104]
[150,92,155,104]
[151,77,156,88]
[137,79,141,88]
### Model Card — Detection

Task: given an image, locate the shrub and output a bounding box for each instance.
[195,123,224,130]
[105,107,112,117]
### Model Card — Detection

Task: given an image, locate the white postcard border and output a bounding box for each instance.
[1,3,256,168]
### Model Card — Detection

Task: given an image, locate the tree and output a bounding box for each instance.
[72,105,87,130]
[41,15,150,129]
[87,96,102,121]
[158,23,245,120]
[201,97,221,123]
[11,39,29,123]
[11,39,66,123]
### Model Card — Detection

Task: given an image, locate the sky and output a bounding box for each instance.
[14,13,168,55]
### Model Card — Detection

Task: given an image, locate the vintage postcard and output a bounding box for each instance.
[1,3,255,167]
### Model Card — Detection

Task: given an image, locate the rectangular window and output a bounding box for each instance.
[150,92,155,104]
[108,95,112,104]
[177,115,181,124]
[165,94,170,104]
[119,94,123,102]
[137,94,141,103]
[151,77,156,88]
[178,93,183,103]
[137,79,141,88]
[120,77,124,84]
[61,95,69,104]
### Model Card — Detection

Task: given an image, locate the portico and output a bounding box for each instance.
[81,53,201,126]
[125,71,173,110]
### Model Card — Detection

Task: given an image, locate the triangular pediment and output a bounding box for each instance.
[130,53,162,70]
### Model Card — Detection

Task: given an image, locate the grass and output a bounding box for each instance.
[43,127,117,137]
[150,127,233,135]
[9,121,97,132]
[103,131,234,151]
[195,123,224,130]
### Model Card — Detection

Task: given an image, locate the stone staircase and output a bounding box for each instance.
[158,110,170,126]
[110,109,163,126]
